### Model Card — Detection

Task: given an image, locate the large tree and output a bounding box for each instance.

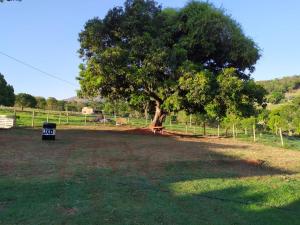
[0,73,15,106]
[78,0,265,126]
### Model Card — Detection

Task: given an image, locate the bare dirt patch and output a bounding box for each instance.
[0,126,300,179]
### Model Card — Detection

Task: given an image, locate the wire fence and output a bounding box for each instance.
[0,106,227,135]
[1,105,300,150]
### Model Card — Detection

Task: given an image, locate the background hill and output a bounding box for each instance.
[64,96,104,103]
[257,75,300,104]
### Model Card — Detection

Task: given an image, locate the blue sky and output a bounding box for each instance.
[1,0,300,99]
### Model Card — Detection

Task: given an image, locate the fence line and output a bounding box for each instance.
[0,105,297,149]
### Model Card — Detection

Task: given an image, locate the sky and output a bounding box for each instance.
[1,0,300,99]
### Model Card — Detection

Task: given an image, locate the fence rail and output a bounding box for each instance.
[1,106,299,150]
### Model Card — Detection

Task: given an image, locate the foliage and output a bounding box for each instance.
[46,97,66,111]
[258,75,300,94]
[0,73,15,106]
[103,100,130,116]
[176,111,190,124]
[35,97,47,109]
[258,75,300,103]
[78,0,264,125]
[267,114,282,134]
[221,113,240,129]
[257,109,269,130]
[240,116,256,130]
[15,93,37,108]
[267,91,284,104]
[65,101,86,112]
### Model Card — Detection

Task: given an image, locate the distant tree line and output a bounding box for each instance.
[0,72,89,112]
[13,94,88,112]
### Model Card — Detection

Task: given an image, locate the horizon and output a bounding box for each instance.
[1,0,300,99]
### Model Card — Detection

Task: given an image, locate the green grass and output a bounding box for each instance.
[0,128,300,224]
[237,132,300,150]
[0,108,115,127]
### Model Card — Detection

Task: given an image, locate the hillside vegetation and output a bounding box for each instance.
[257,75,300,103]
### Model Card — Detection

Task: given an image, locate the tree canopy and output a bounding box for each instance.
[35,96,47,109]
[78,0,265,126]
[15,93,37,109]
[0,73,15,106]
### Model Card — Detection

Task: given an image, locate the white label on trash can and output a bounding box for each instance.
[42,128,56,136]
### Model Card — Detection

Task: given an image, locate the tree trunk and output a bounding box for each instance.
[151,102,166,127]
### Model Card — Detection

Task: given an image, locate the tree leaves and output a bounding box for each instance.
[78,0,264,119]
[0,73,15,106]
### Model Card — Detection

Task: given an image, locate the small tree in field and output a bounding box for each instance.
[46,97,58,111]
[78,0,265,126]
[15,93,37,109]
[241,117,256,135]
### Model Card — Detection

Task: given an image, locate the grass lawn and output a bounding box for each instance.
[0,126,300,225]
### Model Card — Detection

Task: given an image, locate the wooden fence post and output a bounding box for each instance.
[14,109,17,124]
[47,112,49,123]
[253,124,256,142]
[59,112,61,125]
[189,115,192,127]
[279,128,284,147]
[185,124,188,134]
[232,124,235,140]
[85,114,87,125]
[31,110,35,127]
[217,124,220,137]
[66,111,69,124]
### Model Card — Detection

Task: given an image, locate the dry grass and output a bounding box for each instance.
[1,126,300,178]
[1,126,300,225]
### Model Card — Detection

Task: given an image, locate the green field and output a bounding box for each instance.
[0,127,300,225]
